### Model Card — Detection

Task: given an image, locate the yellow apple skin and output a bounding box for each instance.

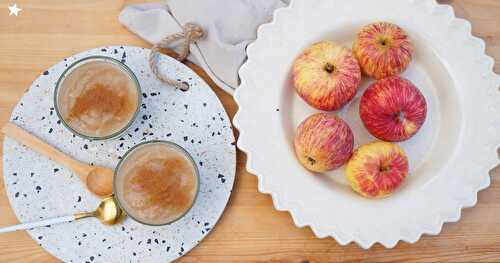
[353,22,413,80]
[345,141,408,198]
[293,41,361,111]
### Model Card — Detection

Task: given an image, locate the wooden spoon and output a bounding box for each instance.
[1,122,113,196]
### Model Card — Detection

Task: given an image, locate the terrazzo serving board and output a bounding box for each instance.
[2,46,236,263]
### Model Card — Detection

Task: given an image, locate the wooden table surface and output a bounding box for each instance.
[0,1,499,262]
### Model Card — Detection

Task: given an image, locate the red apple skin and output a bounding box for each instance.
[294,113,354,172]
[353,22,413,80]
[345,141,409,198]
[292,41,361,111]
[360,76,427,142]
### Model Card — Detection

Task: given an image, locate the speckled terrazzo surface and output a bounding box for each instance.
[2,46,236,263]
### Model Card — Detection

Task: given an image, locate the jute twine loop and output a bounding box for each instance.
[148,23,204,91]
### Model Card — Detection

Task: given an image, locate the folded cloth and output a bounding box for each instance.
[119,0,289,94]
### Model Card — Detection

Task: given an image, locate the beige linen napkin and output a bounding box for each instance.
[119,0,290,94]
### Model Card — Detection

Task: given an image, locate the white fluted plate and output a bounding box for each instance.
[234,0,500,249]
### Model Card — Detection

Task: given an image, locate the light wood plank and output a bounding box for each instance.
[0,0,499,262]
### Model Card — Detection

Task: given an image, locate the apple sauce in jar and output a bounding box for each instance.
[55,57,140,139]
[114,141,199,225]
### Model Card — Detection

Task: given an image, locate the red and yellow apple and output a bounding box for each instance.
[294,113,354,172]
[360,76,427,142]
[345,141,408,198]
[353,22,413,80]
[292,41,361,111]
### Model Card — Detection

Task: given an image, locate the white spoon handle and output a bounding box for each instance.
[0,215,75,234]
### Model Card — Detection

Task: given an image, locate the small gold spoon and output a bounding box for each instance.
[1,122,114,196]
[0,196,122,234]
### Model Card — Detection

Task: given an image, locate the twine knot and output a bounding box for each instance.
[149,23,204,91]
[182,23,204,47]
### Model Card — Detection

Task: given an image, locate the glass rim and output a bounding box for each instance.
[54,55,142,141]
[113,140,201,226]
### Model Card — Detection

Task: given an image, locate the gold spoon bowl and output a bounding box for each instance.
[75,195,123,224]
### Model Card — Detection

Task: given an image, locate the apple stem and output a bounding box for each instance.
[324,63,335,73]
[395,111,406,122]
[379,166,390,172]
